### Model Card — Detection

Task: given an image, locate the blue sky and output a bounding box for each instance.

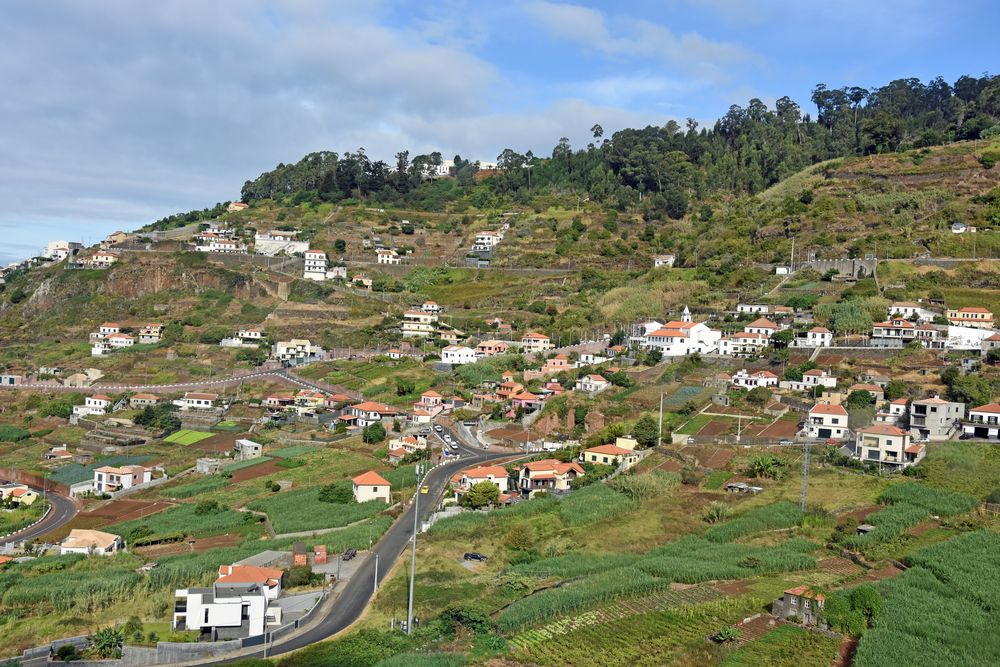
[1,0,997,263]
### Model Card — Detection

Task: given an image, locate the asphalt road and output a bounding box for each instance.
[208,420,514,663]
[0,489,78,547]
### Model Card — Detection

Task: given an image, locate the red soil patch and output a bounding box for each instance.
[713,580,753,596]
[193,432,244,454]
[658,460,684,473]
[136,532,243,558]
[818,557,864,577]
[814,354,844,365]
[834,636,859,667]
[230,458,286,483]
[735,615,784,645]
[81,499,174,522]
[908,520,938,536]
[757,419,800,438]
[838,506,879,523]
[865,564,905,582]
[741,423,767,437]
[679,446,737,468]
[697,420,733,437]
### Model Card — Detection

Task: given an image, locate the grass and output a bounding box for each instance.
[159,476,228,499]
[721,624,841,666]
[917,441,1000,499]
[247,486,388,534]
[105,502,262,542]
[676,413,713,435]
[163,429,214,445]
[270,445,323,458]
[704,470,733,490]
[0,499,48,535]
[222,456,274,472]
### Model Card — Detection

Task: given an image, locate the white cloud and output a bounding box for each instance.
[524,1,760,79]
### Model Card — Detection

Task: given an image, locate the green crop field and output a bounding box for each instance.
[270,445,322,458]
[247,486,389,534]
[159,476,228,499]
[222,456,274,472]
[105,502,262,542]
[163,429,214,445]
[722,624,841,666]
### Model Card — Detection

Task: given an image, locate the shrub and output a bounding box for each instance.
[705,502,803,543]
[703,501,733,524]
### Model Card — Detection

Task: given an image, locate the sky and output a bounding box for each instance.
[1,0,997,264]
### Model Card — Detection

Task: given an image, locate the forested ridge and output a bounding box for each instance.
[156,73,1000,229]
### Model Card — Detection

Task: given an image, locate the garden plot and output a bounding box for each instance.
[164,429,214,445]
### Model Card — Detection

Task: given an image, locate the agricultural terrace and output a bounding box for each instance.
[163,429,214,445]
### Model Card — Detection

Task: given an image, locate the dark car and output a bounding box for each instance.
[342,548,358,560]
[464,552,488,562]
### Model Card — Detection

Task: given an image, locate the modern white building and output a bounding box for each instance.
[888,302,938,323]
[962,403,1000,440]
[273,339,325,364]
[44,240,82,261]
[173,565,284,639]
[303,250,328,280]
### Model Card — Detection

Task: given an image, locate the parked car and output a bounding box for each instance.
[343,548,358,560]
[464,552,488,562]
[434,424,443,432]
[419,428,431,435]
[449,443,459,451]
[420,485,430,494]
[778,439,794,446]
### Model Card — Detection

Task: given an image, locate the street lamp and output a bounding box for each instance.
[406,463,425,634]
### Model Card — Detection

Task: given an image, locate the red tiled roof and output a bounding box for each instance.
[747,317,779,329]
[216,564,282,587]
[809,403,848,416]
[585,444,633,456]
[352,470,391,486]
[857,424,909,436]
[972,403,1000,414]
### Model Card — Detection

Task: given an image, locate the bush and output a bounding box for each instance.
[705,502,803,543]
[0,425,30,442]
[703,501,733,524]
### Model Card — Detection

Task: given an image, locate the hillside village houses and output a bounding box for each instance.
[451,465,510,502]
[520,332,554,353]
[576,373,611,394]
[806,403,849,440]
[794,326,833,347]
[73,394,112,417]
[909,396,965,441]
[642,308,723,357]
[0,483,39,506]
[129,392,160,408]
[889,301,938,323]
[744,317,783,337]
[352,471,391,503]
[348,401,399,428]
[176,392,217,410]
[421,301,442,313]
[517,459,585,497]
[137,324,163,344]
[581,441,641,469]
[44,240,82,261]
[82,250,120,268]
[220,327,265,348]
[402,310,438,337]
[854,424,923,469]
[253,229,309,256]
[731,369,778,389]
[473,230,503,252]
[962,403,1000,440]
[871,318,946,349]
[653,254,676,268]
[273,339,325,364]
[441,345,477,365]
[780,368,838,393]
[946,306,994,329]
[718,331,770,357]
[61,529,123,556]
[476,340,511,358]
[93,464,153,495]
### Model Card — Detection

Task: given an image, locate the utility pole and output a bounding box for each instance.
[406,464,423,635]
[373,553,379,595]
[658,392,664,447]
[800,441,811,512]
[790,238,795,272]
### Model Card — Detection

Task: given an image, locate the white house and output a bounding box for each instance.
[174,565,284,638]
[854,424,922,469]
[176,392,217,410]
[94,465,152,494]
[454,465,510,499]
[352,470,391,503]
[520,332,554,353]
[781,368,838,393]
[794,327,833,348]
[737,304,771,315]
[107,333,136,349]
[84,251,120,268]
[718,332,769,357]
[402,310,438,337]
[888,302,937,323]
[653,254,676,268]
[421,301,442,313]
[60,529,123,556]
[273,339,325,363]
[643,316,721,357]
[349,401,399,427]
[731,369,778,389]
[744,317,781,337]
[376,248,401,265]
[44,240,82,261]
[473,231,502,251]
[577,374,611,394]
[73,394,112,416]
[806,403,849,440]
[254,230,309,256]
[303,250,328,280]
[962,403,1000,440]
[441,345,477,365]
[196,238,247,254]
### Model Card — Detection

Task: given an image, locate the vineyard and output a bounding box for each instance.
[704,501,804,543]
[509,598,762,667]
[841,482,975,551]
[509,585,724,649]
[246,486,388,533]
[498,536,817,632]
[854,531,1000,667]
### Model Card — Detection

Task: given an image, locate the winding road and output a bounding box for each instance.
[0,488,78,547]
[205,420,517,663]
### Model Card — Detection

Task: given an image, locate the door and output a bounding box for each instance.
[818,428,831,439]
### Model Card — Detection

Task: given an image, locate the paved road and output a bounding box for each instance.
[206,421,517,663]
[0,489,78,547]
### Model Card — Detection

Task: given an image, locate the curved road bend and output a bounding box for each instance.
[0,489,78,547]
[205,422,518,664]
